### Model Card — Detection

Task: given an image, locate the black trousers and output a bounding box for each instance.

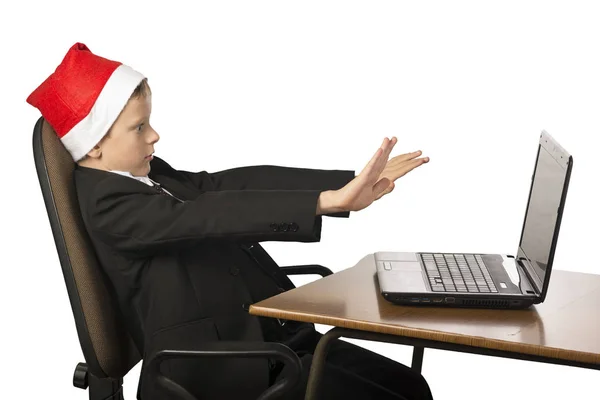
[271,329,434,400]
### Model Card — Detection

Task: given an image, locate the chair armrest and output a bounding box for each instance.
[280,264,333,277]
[145,341,301,400]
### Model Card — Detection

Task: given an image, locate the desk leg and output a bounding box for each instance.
[304,328,426,399]
[411,346,424,373]
[304,325,600,399]
[304,327,343,400]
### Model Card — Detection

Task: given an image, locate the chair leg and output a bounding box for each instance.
[73,362,124,400]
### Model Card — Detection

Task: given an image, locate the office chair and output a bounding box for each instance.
[32,115,334,400]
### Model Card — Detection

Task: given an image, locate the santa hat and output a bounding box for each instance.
[26,42,146,162]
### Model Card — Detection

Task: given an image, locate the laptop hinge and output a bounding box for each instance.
[516,256,541,296]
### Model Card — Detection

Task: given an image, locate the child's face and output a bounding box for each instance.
[94,94,159,176]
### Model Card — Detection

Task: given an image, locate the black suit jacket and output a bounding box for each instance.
[73,155,355,400]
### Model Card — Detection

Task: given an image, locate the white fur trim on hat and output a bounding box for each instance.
[61,64,146,162]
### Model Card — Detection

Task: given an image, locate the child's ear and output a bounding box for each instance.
[87,131,111,159]
[86,144,102,159]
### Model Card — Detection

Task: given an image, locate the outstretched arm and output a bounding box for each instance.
[153,157,355,218]
[87,175,329,258]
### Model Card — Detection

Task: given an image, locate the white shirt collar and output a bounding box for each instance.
[109,170,156,187]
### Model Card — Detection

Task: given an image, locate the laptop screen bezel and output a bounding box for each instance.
[516,130,573,302]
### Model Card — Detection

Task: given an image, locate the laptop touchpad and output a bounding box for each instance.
[390,261,422,271]
[376,252,419,262]
[388,270,428,292]
[392,262,428,292]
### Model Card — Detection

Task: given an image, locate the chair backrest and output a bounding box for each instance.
[32,116,140,379]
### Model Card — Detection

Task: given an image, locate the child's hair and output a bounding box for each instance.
[131,77,152,99]
[76,78,152,163]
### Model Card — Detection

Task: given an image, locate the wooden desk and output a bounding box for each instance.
[250,253,600,399]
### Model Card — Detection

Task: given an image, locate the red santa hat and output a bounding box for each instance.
[26,42,146,162]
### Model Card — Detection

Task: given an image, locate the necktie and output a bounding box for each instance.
[152,182,184,203]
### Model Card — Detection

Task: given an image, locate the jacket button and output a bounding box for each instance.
[229,266,240,276]
[241,303,250,311]
[290,222,299,232]
[280,222,289,232]
[270,223,279,232]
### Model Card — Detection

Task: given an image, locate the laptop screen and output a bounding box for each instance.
[518,139,570,290]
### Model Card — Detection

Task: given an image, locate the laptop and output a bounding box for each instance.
[375,130,573,309]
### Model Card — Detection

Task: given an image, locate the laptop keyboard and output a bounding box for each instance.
[419,253,498,293]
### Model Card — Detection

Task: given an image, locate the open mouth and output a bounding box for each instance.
[145,153,154,160]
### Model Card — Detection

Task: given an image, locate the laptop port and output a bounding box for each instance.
[433,298,443,303]
[409,298,420,303]
[421,298,431,303]
[445,297,455,303]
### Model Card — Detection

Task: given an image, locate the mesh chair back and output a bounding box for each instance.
[32,116,140,379]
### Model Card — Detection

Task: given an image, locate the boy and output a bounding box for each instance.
[27,42,432,400]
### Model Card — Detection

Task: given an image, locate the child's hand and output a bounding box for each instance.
[334,137,429,213]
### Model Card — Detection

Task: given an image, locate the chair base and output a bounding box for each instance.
[73,362,124,400]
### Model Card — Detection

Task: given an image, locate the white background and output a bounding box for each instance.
[2,1,599,399]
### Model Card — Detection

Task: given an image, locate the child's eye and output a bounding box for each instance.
[137,123,144,132]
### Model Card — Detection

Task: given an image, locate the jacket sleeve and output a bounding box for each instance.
[177,163,356,218]
[87,178,325,258]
